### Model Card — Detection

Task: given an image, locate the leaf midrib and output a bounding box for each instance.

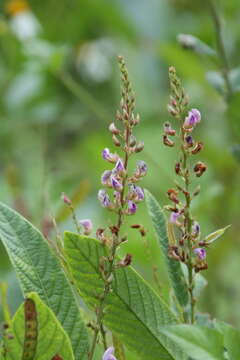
[68,236,175,360]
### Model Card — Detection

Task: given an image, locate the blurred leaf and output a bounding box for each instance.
[64,232,187,360]
[227,92,240,138]
[177,33,216,57]
[204,225,231,244]
[214,321,240,360]
[145,190,189,308]
[206,71,225,95]
[0,202,89,359]
[229,68,240,92]
[5,292,74,360]
[231,144,240,162]
[160,325,224,360]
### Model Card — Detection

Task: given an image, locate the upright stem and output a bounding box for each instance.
[180,129,195,324]
[208,0,233,101]
[88,124,131,360]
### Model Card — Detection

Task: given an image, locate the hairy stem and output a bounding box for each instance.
[180,129,195,324]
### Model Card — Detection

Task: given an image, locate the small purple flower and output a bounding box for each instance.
[127,200,137,215]
[79,219,92,235]
[101,170,112,186]
[111,176,123,191]
[185,135,194,146]
[114,158,125,174]
[192,222,200,236]
[136,160,147,177]
[169,211,181,224]
[98,189,111,208]
[61,192,71,205]
[102,148,118,163]
[194,247,206,260]
[114,191,121,205]
[103,347,117,360]
[129,184,145,202]
[184,109,201,129]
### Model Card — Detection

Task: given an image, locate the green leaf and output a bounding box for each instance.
[0,202,89,359]
[145,190,189,307]
[160,325,225,360]
[177,34,216,57]
[204,225,231,244]
[214,322,240,360]
[64,232,187,360]
[5,292,74,360]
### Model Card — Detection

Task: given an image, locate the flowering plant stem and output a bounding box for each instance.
[180,128,195,324]
[89,56,146,360]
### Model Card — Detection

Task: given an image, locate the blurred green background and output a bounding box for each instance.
[1,0,240,330]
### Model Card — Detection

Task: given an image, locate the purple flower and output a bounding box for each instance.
[103,347,117,360]
[98,189,111,208]
[169,211,181,224]
[184,109,201,129]
[101,170,112,186]
[102,148,118,163]
[114,158,125,174]
[79,219,93,235]
[136,160,147,177]
[127,200,137,215]
[194,247,206,260]
[114,191,121,205]
[111,176,123,191]
[192,222,200,236]
[129,185,145,202]
[185,135,194,146]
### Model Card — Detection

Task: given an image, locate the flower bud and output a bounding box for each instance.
[135,160,147,177]
[135,141,144,152]
[175,162,181,175]
[79,219,93,236]
[163,135,174,147]
[167,104,177,116]
[194,161,207,177]
[109,122,120,135]
[129,135,137,147]
[112,135,121,147]
[114,158,125,175]
[191,141,203,154]
[164,122,176,136]
[185,135,194,147]
[61,192,71,205]
[118,253,132,267]
[167,188,179,204]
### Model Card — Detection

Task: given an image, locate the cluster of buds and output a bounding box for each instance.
[97,56,147,247]
[164,66,208,273]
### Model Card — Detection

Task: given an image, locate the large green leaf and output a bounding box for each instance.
[145,190,189,308]
[64,232,187,360]
[0,202,89,360]
[160,325,224,360]
[5,292,74,360]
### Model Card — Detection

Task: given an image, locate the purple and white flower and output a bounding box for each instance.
[194,247,206,260]
[101,170,112,186]
[114,158,125,174]
[127,200,137,215]
[169,211,181,224]
[102,347,117,360]
[135,160,147,177]
[98,189,111,208]
[183,109,201,129]
[102,148,118,163]
[111,176,123,191]
[79,219,93,235]
[129,184,145,202]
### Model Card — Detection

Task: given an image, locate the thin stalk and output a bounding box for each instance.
[88,124,131,360]
[180,129,195,324]
[0,283,11,325]
[208,0,233,101]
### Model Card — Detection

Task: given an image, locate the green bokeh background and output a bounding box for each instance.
[0,0,240,337]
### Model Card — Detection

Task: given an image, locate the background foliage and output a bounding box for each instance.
[1,0,240,346]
